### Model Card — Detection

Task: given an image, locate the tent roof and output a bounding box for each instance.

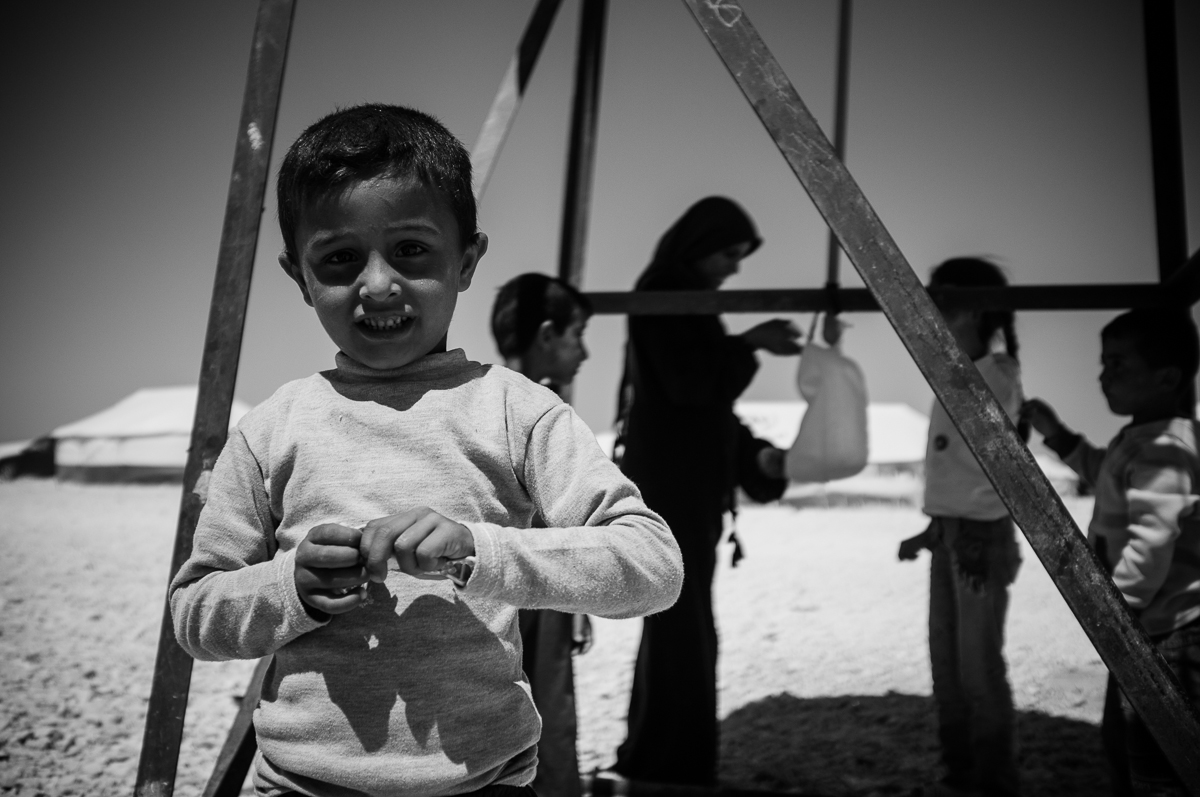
[52,387,252,439]
[0,440,33,460]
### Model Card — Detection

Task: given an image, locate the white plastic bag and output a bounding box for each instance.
[785,338,869,483]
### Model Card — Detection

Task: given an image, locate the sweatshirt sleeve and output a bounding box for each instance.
[1111,438,1197,610]
[169,428,326,661]
[463,403,683,619]
[1062,435,1107,489]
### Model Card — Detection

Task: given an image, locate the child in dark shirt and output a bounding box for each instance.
[491,272,594,797]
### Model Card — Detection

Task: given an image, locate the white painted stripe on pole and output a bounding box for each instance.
[471,57,522,201]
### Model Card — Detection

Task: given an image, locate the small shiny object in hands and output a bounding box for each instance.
[426,555,476,587]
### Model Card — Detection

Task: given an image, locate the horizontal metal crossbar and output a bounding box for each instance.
[584,282,1179,315]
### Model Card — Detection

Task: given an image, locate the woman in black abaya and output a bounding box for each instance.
[612,197,801,785]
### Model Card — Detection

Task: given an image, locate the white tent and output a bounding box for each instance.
[52,387,252,482]
[735,400,930,466]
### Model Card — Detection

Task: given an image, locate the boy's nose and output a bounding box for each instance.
[360,256,401,301]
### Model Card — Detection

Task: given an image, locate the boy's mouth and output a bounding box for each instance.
[359,315,412,333]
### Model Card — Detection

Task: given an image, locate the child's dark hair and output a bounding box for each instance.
[931,257,1029,439]
[1102,309,1200,386]
[929,257,1019,361]
[277,103,477,262]
[491,273,593,359]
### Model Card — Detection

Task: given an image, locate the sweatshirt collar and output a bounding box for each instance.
[332,349,471,382]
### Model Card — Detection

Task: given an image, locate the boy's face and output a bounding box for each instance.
[1099,334,1179,417]
[541,309,589,387]
[282,175,486,371]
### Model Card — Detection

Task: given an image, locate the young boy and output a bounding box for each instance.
[1022,309,1200,796]
[491,273,592,797]
[492,272,591,393]
[170,104,683,797]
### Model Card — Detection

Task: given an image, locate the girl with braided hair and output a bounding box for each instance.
[897,257,1026,797]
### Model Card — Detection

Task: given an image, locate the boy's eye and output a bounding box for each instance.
[325,250,359,265]
[396,242,426,257]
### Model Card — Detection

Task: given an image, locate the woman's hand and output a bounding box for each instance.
[756,446,786,480]
[741,319,802,354]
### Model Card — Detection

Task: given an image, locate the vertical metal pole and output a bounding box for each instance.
[1143,0,1195,417]
[557,0,609,289]
[1143,0,1188,281]
[823,0,852,290]
[471,0,565,201]
[133,1,294,795]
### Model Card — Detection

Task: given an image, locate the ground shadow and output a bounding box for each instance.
[719,692,1108,797]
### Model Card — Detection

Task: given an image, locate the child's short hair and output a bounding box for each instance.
[929,256,1020,361]
[277,103,476,261]
[491,273,593,359]
[1102,309,1200,383]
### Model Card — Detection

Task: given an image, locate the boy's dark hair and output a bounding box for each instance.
[491,273,593,359]
[1102,309,1200,384]
[929,257,1020,361]
[277,103,476,261]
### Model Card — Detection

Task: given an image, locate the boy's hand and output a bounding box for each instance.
[1020,398,1065,439]
[897,530,932,562]
[295,523,369,617]
[360,507,476,583]
[742,319,803,355]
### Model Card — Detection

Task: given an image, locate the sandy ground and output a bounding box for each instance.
[0,480,1111,796]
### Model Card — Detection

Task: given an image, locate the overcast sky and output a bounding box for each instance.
[2,0,1198,448]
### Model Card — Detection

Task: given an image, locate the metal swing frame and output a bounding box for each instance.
[133,2,1200,795]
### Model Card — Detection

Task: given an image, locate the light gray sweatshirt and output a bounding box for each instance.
[170,350,682,797]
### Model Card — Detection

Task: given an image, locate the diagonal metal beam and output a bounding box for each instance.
[133,1,295,795]
[681,0,1200,789]
[470,0,565,201]
[201,657,272,797]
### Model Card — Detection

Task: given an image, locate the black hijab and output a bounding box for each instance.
[613,197,762,452]
[634,196,761,291]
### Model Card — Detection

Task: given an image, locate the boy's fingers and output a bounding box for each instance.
[297,542,363,570]
[307,523,363,548]
[299,564,367,590]
[304,587,367,616]
[392,513,444,575]
[360,508,428,582]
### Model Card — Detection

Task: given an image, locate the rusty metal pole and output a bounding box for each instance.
[823,0,852,293]
[1143,0,1188,281]
[133,2,294,794]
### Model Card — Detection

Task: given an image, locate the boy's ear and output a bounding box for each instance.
[1155,364,1183,393]
[456,232,488,292]
[278,250,314,307]
[534,319,558,348]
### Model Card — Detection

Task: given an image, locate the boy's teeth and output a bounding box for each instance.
[362,316,408,330]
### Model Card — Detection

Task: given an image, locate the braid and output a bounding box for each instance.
[1001,314,1019,361]
[1000,313,1032,440]
[931,257,1030,441]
